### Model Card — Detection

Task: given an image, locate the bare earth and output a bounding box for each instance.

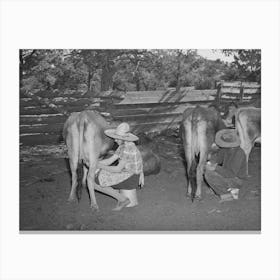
[20,137,261,231]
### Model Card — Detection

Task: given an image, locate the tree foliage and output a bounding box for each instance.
[222,49,261,82]
[20,49,261,95]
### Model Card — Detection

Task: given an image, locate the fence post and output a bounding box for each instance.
[239,81,244,102]
[215,81,222,106]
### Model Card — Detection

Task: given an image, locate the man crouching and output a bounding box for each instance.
[204,129,247,202]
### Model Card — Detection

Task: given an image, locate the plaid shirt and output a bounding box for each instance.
[115,142,143,175]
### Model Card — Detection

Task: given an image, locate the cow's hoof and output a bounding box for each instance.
[186,193,202,201]
[67,196,78,203]
[90,204,99,212]
[186,193,192,199]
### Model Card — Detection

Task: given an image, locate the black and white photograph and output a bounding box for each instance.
[19,49,261,231]
[1,1,280,280]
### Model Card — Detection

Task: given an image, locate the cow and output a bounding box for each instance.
[223,104,261,176]
[180,105,226,201]
[235,107,261,175]
[63,110,114,210]
[63,110,161,210]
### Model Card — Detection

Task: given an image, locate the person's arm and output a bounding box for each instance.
[214,148,245,178]
[208,148,224,165]
[206,148,224,171]
[99,159,126,173]
[98,154,119,167]
[215,148,225,165]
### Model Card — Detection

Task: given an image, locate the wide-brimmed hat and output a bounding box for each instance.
[105,122,139,142]
[215,129,241,148]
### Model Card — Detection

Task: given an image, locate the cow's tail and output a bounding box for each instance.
[189,112,200,202]
[189,156,198,202]
[76,117,87,200]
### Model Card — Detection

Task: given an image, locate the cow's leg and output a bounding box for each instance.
[236,113,252,176]
[238,125,252,176]
[67,134,79,202]
[242,143,252,176]
[196,162,204,198]
[182,121,193,197]
[195,122,208,199]
[87,166,99,211]
[68,159,79,202]
[186,158,192,197]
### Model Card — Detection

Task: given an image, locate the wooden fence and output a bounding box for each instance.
[20,82,261,146]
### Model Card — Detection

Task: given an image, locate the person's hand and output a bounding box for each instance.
[205,161,217,171]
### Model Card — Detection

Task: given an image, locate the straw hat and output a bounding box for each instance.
[105,122,139,142]
[215,129,241,148]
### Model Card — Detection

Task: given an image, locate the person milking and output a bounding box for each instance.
[204,129,247,202]
[95,122,144,211]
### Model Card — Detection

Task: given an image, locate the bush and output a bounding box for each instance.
[194,77,214,89]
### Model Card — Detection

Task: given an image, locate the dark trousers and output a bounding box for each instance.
[204,169,243,195]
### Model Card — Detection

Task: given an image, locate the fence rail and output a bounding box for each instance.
[20,82,261,146]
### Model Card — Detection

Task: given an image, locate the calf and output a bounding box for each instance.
[181,105,225,200]
[235,107,261,175]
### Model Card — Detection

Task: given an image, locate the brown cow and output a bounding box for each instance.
[63,111,114,210]
[235,107,261,175]
[181,105,225,201]
[63,110,161,210]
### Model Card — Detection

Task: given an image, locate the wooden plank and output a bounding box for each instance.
[114,99,214,108]
[20,103,102,115]
[130,121,181,134]
[20,98,42,106]
[222,81,242,87]
[20,106,61,115]
[221,88,260,94]
[222,81,260,88]
[20,134,63,146]
[20,114,68,125]
[34,91,87,98]
[45,97,93,106]
[111,104,187,116]
[241,82,261,88]
[118,89,216,104]
[114,113,183,124]
[20,123,64,134]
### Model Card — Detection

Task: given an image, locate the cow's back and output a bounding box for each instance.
[79,111,114,160]
[81,111,113,152]
[182,106,225,152]
[63,110,114,164]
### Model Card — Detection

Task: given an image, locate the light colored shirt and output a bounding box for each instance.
[115,142,143,175]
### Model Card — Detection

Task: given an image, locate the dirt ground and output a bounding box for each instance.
[20,136,261,231]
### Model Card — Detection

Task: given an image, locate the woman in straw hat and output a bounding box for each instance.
[96,122,144,211]
[204,129,247,202]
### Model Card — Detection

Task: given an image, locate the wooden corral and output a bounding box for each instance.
[20,82,261,146]
[216,80,261,104]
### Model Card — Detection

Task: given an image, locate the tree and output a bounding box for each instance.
[222,49,261,82]
[20,49,68,93]
[162,49,198,91]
